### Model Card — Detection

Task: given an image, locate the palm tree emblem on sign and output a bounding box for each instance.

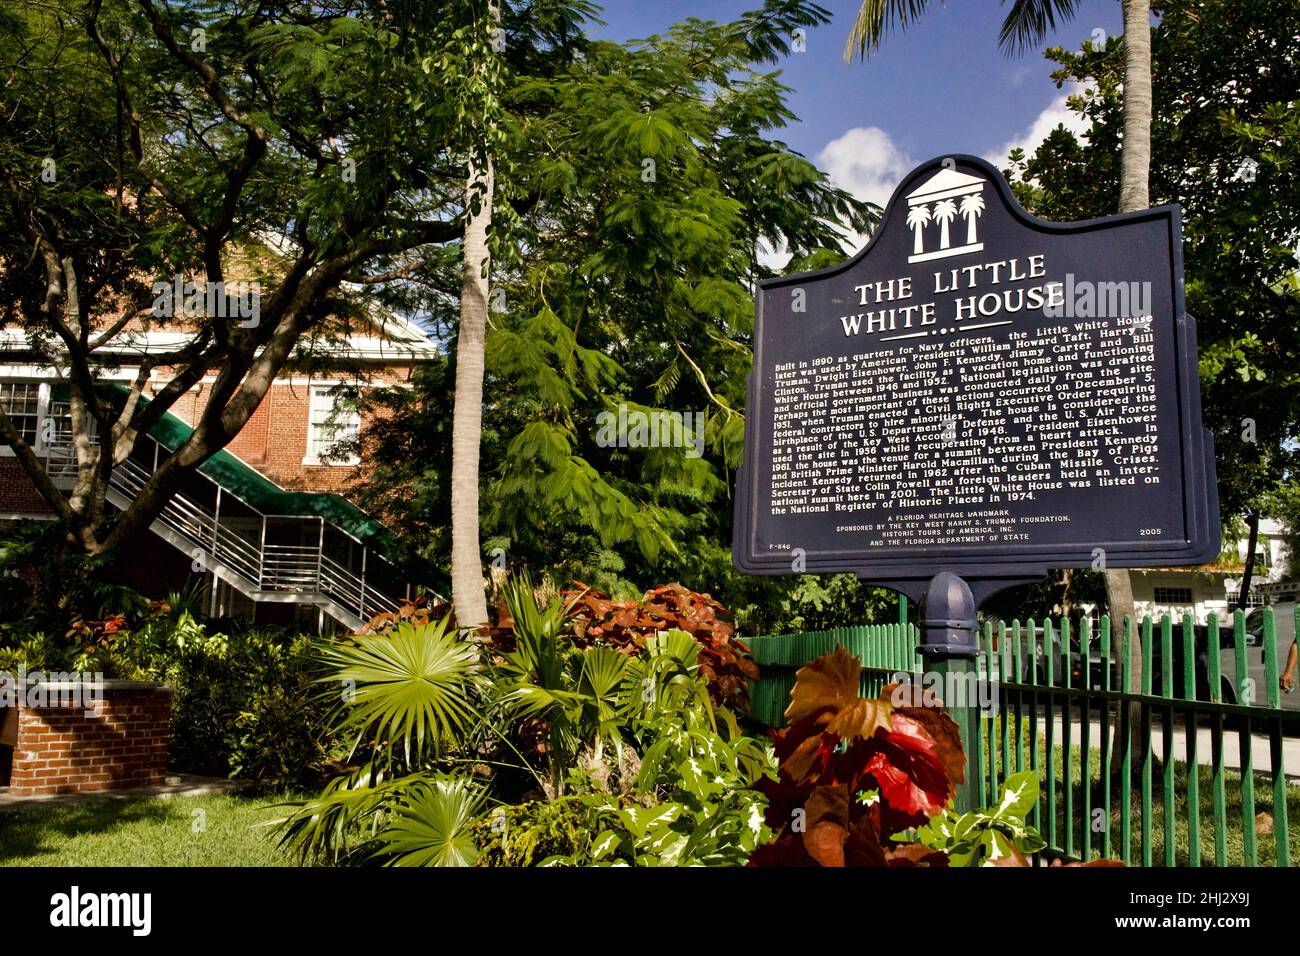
[904,165,988,263]
[906,204,931,256]
[932,198,957,250]
[960,193,985,245]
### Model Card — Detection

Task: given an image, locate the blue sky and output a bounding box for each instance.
[588,0,1122,209]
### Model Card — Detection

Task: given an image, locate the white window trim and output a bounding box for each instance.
[303,385,361,466]
[0,380,52,457]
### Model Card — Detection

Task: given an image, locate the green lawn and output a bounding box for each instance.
[0,792,304,867]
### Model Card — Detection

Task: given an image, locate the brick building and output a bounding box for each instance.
[0,313,438,631]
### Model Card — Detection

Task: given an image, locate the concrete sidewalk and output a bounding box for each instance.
[1027,714,1300,780]
[0,774,244,812]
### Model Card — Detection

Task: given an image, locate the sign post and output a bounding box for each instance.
[918,571,981,810]
[733,155,1220,798]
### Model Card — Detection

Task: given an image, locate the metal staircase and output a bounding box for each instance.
[47,435,405,631]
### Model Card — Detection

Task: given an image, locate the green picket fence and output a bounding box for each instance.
[745,623,922,728]
[979,610,1297,866]
[744,608,1299,867]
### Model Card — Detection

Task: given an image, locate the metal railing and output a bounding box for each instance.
[46,435,406,627]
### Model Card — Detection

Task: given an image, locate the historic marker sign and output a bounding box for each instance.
[733,155,1219,600]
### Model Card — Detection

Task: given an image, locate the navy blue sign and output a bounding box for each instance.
[732,155,1219,602]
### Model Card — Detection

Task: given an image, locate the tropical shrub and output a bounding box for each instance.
[571,724,773,866]
[907,771,1047,866]
[747,647,965,867]
[557,582,759,713]
[274,614,489,865]
[909,770,1123,867]
[278,578,777,867]
[469,796,597,867]
[0,630,59,675]
[486,576,646,798]
[161,628,331,787]
[529,628,776,866]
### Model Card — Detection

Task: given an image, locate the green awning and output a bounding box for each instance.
[104,384,397,556]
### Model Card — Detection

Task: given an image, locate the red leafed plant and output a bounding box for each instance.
[747,645,965,867]
[358,593,453,635]
[66,613,127,654]
[560,583,759,712]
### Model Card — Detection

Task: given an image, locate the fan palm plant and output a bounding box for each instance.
[274,615,489,864]
[488,575,635,797]
[321,615,482,768]
[366,775,487,867]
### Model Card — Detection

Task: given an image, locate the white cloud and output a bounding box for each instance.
[983,86,1089,169]
[756,127,912,271]
[816,126,914,211]
[804,126,916,258]
[757,236,789,272]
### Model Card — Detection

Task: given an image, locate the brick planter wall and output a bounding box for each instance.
[6,682,171,797]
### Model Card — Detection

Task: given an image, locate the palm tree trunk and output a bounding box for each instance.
[1119,0,1153,213]
[450,152,493,633]
[1112,0,1154,788]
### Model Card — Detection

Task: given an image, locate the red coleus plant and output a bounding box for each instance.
[66,614,127,654]
[358,594,453,635]
[561,582,759,712]
[748,645,964,867]
[482,581,758,711]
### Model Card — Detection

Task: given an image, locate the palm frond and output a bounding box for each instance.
[270,764,422,865]
[368,775,486,867]
[845,0,938,61]
[321,615,481,766]
[998,0,1082,55]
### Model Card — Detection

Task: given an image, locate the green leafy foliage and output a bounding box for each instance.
[561,583,759,712]
[0,0,521,559]
[158,627,330,788]
[352,0,886,633]
[576,707,773,866]
[366,775,486,867]
[469,795,596,867]
[278,574,778,867]
[321,616,480,767]
[530,632,776,866]
[907,771,1048,866]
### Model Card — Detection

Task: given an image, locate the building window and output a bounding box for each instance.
[1153,587,1194,605]
[0,382,41,447]
[46,401,79,445]
[1225,588,1264,608]
[306,386,361,465]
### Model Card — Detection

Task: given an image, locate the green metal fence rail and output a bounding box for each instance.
[745,623,922,728]
[745,608,1299,867]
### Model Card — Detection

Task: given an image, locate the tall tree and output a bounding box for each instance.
[448,0,505,631]
[355,0,884,633]
[0,1,470,568]
[845,0,1158,639]
[1007,0,1300,597]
